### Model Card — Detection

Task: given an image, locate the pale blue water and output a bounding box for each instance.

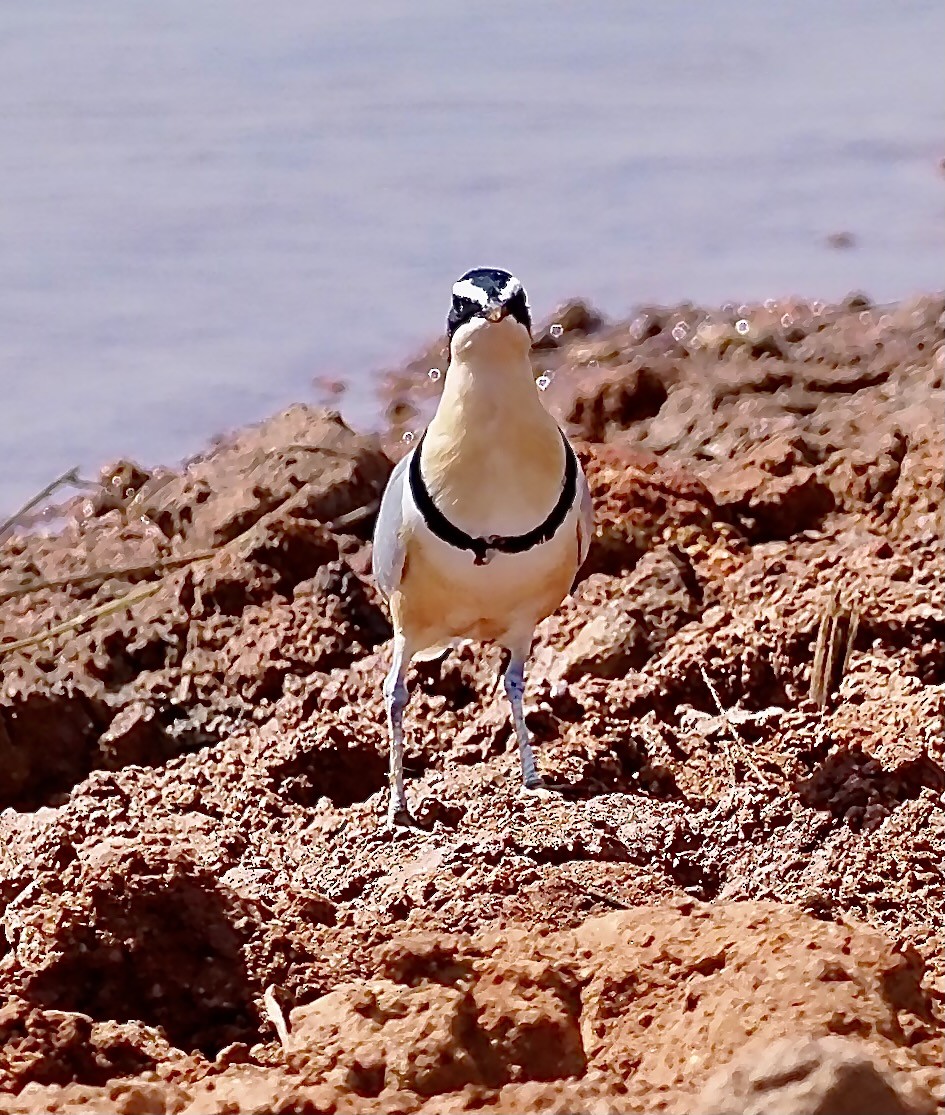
[1,0,942,513]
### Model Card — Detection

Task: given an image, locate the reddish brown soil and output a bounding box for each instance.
[0,292,943,1113]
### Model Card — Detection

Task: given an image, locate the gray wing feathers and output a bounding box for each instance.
[371,452,413,598]
[576,462,594,567]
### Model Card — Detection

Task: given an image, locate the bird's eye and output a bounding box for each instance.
[447,292,482,341]
[453,295,480,316]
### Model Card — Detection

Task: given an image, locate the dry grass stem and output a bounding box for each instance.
[699,663,768,783]
[0,467,87,542]
[0,582,164,657]
[809,593,859,709]
[330,500,380,530]
[0,483,382,658]
[0,549,217,604]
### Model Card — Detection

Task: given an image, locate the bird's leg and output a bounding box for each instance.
[503,650,544,790]
[384,634,412,827]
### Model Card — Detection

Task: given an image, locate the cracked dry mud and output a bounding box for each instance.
[0,293,943,1113]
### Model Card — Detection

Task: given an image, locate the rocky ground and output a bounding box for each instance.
[0,292,943,1113]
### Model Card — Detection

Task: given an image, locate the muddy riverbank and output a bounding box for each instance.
[1,292,943,1112]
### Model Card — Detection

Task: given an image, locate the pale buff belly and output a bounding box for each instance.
[391,522,580,651]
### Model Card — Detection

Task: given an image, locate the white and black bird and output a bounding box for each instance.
[372,267,593,827]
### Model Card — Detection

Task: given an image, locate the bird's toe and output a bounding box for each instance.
[386,805,420,833]
[519,781,555,802]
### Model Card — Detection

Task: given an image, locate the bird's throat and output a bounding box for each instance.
[421,353,565,537]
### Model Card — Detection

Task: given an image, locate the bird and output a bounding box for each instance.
[372,267,593,828]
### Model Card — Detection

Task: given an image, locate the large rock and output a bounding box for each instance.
[557,547,704,680]
[709,435,836,540]
[579,442,723,577]
[693,1034,936,1115]
[132,405,391,547]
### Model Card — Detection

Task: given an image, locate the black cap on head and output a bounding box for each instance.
[447,267,531,342]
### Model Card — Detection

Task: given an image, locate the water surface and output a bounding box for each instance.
[1,0,942,512]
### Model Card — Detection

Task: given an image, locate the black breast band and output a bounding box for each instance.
[408,428,578,566]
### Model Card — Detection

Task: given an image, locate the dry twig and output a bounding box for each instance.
[699,663,768,784]
[330,500,380,531]
[575,884,630,911]
[0,549,216,604]
[281,443,349,458]
[0,582,164,657]
[0,467,91,542]
[0,493,382,658]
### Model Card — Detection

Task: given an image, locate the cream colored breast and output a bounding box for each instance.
[392,516,580,651]
[421,367,566,538]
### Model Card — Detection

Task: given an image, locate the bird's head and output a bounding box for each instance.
[447,267,532,361]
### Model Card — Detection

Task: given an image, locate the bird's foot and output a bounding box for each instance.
[519,777,555,801]
[386,804,422,834]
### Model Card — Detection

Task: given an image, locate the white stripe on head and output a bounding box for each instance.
[499,274,524,302]
[452,278,489,305]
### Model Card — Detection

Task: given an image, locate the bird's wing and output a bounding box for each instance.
[576,458,594,567]
[371,450,414,597]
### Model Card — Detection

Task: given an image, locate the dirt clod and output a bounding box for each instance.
[694,1034,936,1115]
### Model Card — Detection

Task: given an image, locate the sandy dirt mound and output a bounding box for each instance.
[1,293,943,1112]
[0,904,938,1112]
